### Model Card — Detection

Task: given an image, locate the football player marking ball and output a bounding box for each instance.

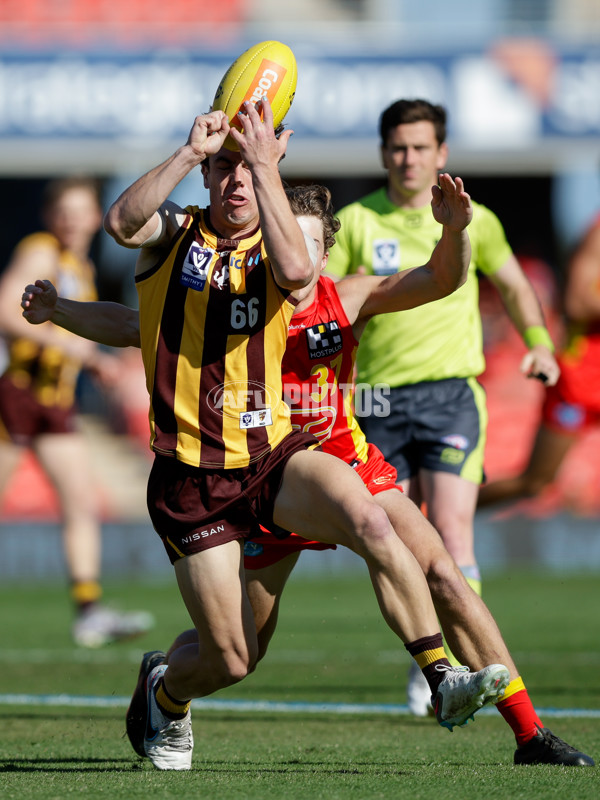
[212,40,298,150]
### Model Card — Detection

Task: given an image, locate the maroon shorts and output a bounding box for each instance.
[0,374,77,446]
[148,431,320,564]
[243,442,403,570]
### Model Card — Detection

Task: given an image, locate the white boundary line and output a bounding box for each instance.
[1,693,599,718]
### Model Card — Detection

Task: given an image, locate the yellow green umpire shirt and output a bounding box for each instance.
[326,187,513,387]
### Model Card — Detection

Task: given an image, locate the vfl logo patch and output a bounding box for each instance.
[306,321,343,359]
[181,242,215,291]
[373,239,399,275]
[240,409,273,429]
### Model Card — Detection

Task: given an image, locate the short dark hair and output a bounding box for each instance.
[42,176,103,211]
[285,184,341,251]
[379,99,447,147]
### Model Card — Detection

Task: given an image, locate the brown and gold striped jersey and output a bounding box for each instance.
[4,232,97,408]
[136,206,296,469]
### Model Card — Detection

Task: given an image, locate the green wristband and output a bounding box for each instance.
[523,325,554,352]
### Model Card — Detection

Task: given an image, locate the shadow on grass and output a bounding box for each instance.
[0,757,135,772]
[0,756,413,775]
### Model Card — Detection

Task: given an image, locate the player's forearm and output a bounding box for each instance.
[252,167,313,289]
[53,299,140,348]
[429,227,471,295]
[500,282,548,337]
[104,145,202,247]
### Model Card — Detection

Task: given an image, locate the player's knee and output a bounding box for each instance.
[425,553,466,604]
[349,502,396,557]
[222,658,252,686]
[62,497,98,524]
[191,634,259,691]
[212,647,258,688]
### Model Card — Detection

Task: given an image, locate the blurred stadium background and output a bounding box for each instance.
[1,0,600,579]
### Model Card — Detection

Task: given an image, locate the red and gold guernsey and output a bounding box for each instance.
[135,206,297,469]
[282,275,369,466]
[552,212,600,411]
[4,232,97,408]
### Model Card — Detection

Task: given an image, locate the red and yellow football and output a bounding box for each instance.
[212,40,298,150]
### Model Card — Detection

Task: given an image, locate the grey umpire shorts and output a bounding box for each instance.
[359,377,487,483]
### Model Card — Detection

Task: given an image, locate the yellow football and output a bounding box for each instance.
[212,40,298,151]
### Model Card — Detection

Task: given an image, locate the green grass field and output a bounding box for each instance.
[0,569,598,799]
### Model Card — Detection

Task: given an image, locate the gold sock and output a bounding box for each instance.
[71,580,102,610]
[155,680,191,719]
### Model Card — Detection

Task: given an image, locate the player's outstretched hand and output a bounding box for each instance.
[21,279,57,324]
[229,96,292,166]
[431,174,473,232]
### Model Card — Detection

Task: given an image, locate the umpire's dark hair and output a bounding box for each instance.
[379,99,447,147]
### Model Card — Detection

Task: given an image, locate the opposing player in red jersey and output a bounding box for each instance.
[479,212,600,508]
[21,183,594,767]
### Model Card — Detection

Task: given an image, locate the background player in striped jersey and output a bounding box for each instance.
[0,177,153,648]
[20,99,512,770]
[21,181,593,766]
